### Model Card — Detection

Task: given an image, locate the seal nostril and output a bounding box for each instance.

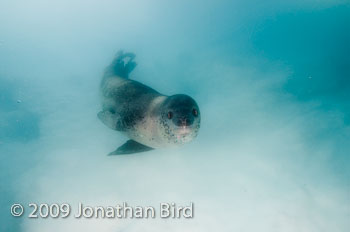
[187,117,194,126]
[176,118,190,127]
[177,120,182,126]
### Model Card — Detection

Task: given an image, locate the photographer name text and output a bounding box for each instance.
[11,202,194,219]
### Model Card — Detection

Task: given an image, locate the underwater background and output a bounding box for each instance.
[0,0,349,231]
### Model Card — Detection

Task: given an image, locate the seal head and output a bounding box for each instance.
[158,94,201,145]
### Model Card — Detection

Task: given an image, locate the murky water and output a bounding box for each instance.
[0,1,349,231]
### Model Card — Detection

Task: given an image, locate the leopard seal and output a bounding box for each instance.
[98,51,201,155]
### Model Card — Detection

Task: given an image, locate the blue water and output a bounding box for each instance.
[0,1,349,231]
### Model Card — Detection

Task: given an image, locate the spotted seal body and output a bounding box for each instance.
[98,51,201,155]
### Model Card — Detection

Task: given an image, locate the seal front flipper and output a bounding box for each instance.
[98,110,124,131]
[109,140,154,155]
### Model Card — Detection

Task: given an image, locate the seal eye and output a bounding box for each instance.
[192,108,198,117]
[167,111,173,119]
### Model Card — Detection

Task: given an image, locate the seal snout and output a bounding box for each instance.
[175,117,194,127]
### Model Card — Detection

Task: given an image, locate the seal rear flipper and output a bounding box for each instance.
[98,110,124,131]
[109,140,154,155]
[104,51,137,79]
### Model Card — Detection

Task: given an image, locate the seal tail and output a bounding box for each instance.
[104,51,137,79]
